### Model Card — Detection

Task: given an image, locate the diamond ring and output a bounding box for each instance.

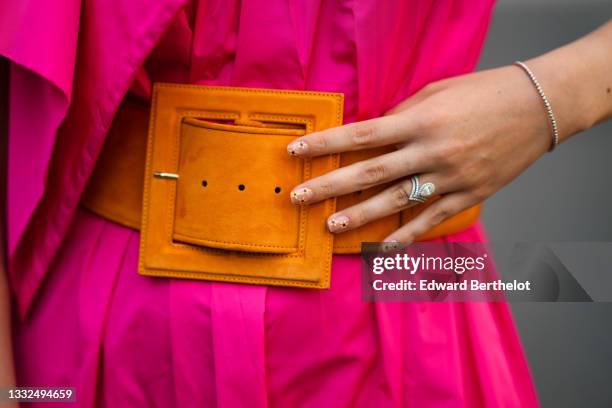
[408,175,436,203]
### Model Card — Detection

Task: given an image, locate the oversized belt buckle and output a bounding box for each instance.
[139,83,344,288]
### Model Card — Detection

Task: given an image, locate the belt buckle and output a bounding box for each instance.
[139,83,344,288]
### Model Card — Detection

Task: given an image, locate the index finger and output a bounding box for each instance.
[287,113,416,157]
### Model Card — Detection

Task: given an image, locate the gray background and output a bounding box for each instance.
[477,1,612,407]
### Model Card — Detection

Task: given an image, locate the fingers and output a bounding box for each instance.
[288,83,437,158]
[287,113,418,157]
[289,147,433,205]
[326,174,450,233]
[383,192,477,244]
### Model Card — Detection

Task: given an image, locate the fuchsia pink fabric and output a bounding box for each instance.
[1,0,539,406]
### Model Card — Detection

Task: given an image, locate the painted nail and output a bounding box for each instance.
[327,215,350,233]
[287,140,309,156]
[290,187,314,204]
[381,240,401,252]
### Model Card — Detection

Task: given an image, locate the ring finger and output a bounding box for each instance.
[290,146,434,205]
[326,173,453,233]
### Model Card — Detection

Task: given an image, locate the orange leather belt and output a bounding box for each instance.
[81,84,480,288]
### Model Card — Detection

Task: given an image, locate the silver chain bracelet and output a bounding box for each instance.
[514,61,559,151]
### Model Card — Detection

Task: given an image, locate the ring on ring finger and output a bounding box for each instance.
[409,174,436,204]
[326,174,443,233]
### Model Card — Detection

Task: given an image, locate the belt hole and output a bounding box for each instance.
[238,184,246,191]
[274,186,282,194]
[201,180,208,187]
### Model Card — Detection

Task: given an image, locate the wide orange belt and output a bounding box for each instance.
[81,84,480,288]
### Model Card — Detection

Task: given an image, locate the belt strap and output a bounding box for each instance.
[82,94,481,255]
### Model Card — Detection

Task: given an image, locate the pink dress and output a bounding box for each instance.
[1,0,539,406]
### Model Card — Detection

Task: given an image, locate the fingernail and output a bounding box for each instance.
[381,240,401,252]
[327,215,350,233]
[287,140,309,156]
[290,187,314,204]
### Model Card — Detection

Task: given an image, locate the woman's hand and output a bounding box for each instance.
[286,20,612,244]
[287,65,554,243]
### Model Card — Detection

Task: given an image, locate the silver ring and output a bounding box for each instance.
[409,175,436,203]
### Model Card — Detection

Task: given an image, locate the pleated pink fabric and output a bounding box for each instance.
[2,0,540,406]
[14,211,538,407]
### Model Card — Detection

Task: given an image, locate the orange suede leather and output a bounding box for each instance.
[173,119,306,253]
[81,84,481,288]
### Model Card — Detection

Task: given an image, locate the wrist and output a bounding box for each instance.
[524,54,591,144]
[513,61,560,151]
[524,22,612,144]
